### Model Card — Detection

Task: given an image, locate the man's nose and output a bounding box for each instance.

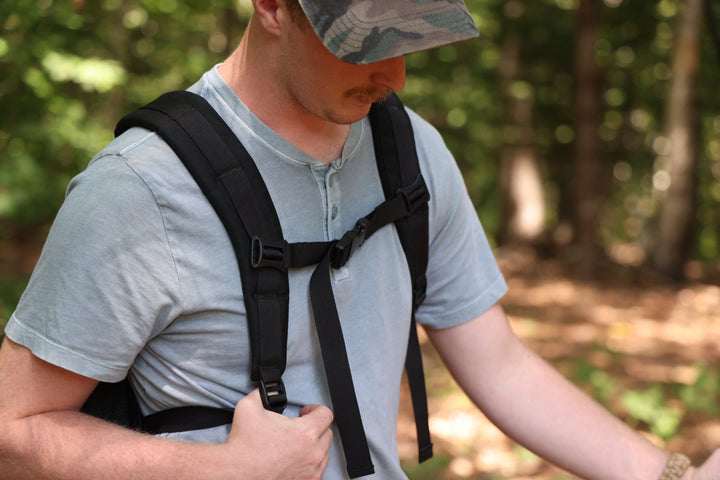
[371,56,406,93]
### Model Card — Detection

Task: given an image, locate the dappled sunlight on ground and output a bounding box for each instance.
[399,247,720,479]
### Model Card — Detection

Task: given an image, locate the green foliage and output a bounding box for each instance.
[621,384,684,440]
[0,276,29,340]
[402,0,720,256]
[572,360,720,442]
[2,0,720,256]
[572,357,620,405]
[0,0,250,226]
[403,455,452,480]
[679,364,720,417]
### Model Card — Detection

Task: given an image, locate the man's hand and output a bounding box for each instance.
[225,389,334,480]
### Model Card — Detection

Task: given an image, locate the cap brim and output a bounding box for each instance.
[298,0,479,64]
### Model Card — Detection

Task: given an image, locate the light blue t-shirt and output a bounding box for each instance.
[6,66,507,479]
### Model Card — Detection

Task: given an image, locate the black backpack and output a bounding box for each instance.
[81,91,432,478]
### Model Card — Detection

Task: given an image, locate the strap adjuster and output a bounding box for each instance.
[398,175,430,215]
[331,218,370,269]
[251,236,288,271]
[259,378,287,414]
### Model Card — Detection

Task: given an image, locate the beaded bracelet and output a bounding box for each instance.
[659,453,692,480]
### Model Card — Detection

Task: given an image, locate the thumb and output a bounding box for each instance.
[235,389,267,414]
[239,388,261,405]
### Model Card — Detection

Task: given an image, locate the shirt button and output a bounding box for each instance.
[331,205,338,219]
[329,175,335,187]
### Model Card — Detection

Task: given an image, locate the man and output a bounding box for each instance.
[0,0,718,479]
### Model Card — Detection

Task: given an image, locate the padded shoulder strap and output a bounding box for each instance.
[369,94,433,462]
[115,91,289,412]
[369,94,429,308]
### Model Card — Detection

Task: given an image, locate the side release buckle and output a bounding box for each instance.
[259,378,287,414]
[330,218,370,269]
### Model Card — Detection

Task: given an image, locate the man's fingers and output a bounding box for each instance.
[238,391,333,431]
[226,392,334,479]
[299,403,334,428]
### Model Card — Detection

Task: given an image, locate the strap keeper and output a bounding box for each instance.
[330,218,370,269]
[259,378,287,414]
[398,175,430,215]
[251,236,288,271]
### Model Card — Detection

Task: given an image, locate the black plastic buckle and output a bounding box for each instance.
[259,379,287,414]
[250,236,288,271]
[330,218,370,269]
[398,175,430,215]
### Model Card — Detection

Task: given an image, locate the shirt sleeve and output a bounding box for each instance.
[407,109,507,329]
[4,151,183,382]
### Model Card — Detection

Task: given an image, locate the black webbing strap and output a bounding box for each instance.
[115,91,290,413]
[309,252,373,478]
[143,406,234,434]
[369,94,433,462]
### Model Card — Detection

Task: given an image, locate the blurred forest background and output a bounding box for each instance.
[1,0,720,478]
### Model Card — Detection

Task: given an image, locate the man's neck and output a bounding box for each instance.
[217,21,350,165]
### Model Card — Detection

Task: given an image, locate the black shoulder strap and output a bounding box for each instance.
[369,94,433,462]
[116,91,290,412]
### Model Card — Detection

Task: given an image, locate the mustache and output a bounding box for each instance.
[344,86,393,103]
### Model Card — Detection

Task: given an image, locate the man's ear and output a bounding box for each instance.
[252,0,283,36]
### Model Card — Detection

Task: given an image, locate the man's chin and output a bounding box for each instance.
[325,104,373,125]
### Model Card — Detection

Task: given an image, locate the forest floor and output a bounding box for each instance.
[2,232,720,480]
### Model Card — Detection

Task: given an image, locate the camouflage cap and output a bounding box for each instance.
[296,0,479,64]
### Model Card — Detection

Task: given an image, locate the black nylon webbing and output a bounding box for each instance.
[369,95,433,462]
[309,253,374,478]
[143,406,234,434]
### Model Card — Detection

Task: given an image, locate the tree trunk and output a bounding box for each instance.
[572,0,602,278]
[498,22,546,246]
[649,0,703,278]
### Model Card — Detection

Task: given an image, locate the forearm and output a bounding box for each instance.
[0,410,238,480]
[476,344,669,480]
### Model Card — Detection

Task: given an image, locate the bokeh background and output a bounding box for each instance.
[1,1,719,478]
